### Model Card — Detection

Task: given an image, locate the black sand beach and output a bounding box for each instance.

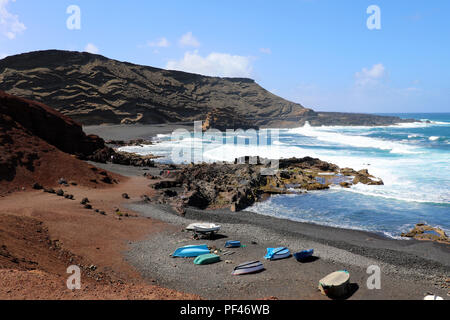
[122,202,449,300]
[88,126,450,300]
[84,123,195,142]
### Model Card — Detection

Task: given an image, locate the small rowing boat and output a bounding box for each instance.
[225,240,241,248]
[264,247,291,261]
[172,244,210,258]
[194,253,221,265]
[186,223,221,233]
[293,249,314,262]
[232,261,264,276]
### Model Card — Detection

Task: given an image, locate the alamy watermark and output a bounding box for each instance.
[367,5,381,30]
[66,5,81,30]
[367,265,381,290]
[66,265,81,290]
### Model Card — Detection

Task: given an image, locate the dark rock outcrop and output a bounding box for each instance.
[402,224,449,244]
[148,157,383,213]
[340,168,384,185]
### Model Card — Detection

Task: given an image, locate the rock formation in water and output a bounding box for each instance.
[402,223,449,244]
[202,107,259,131]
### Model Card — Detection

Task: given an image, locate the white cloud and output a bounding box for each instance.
[84,43,99,54]
[179,32,200,47]
[166,51,253,78]
[0,0,26,39]
[287,65,442,113]
[260,48,272,55]
[0,53,8,59]
[355,63,386,86]
[148,37,170,48]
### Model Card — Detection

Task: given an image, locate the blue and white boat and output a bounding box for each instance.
[264,247,291,260]
[225,240,241,248]
[232,261,264,276]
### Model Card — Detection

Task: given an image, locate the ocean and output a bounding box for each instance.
[120,113,450,239]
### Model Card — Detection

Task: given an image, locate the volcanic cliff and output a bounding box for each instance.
[0,50,411,128]
[0,91,116,195]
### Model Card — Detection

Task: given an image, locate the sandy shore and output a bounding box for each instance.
[1,158,448,300]
[0,171,199,300]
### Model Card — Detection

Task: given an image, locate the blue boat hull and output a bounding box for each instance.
[225,241,241,248]
[264,247,291,261]
[294,249,314,261]
[173,244,210,258]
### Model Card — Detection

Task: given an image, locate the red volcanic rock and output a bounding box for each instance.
[0,91,118,195]
[0,91,104,158]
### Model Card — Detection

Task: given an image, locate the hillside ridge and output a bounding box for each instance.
[0,50,412,127]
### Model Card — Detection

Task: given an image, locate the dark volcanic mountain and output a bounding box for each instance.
[0,50,411,127]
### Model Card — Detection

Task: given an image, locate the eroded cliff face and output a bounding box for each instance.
[0,91,104,157]
[0,91,115,195]
[0,50,308,126]
[202,107,259,131]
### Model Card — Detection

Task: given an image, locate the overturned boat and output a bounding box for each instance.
[186,223,221,233]
[225,240,241,248]
[172,244,211,258]
[232,261,264,276]
[194,253,221,265]
[293,249,314,262]
[264,247,291,261]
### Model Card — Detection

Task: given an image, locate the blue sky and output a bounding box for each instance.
[1,0,449,113]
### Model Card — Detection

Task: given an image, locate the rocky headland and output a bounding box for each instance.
[0,50,415,129]
[140,156,383,216]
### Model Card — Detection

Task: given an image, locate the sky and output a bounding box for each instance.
[0,0,449,113]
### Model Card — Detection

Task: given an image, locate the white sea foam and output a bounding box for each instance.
[120,121,449,206]
[391,121,449,128]
[288,123,421,154]
[340,184,448,204]
[248,196,411,240]
[118,120,449,236]
[202,144,317,163]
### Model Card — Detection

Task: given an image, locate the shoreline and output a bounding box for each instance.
[85,124,450,246]
[127,202,450,271]
[82,125,450,299]
[0,159,447,300]
[82,118,427,142]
